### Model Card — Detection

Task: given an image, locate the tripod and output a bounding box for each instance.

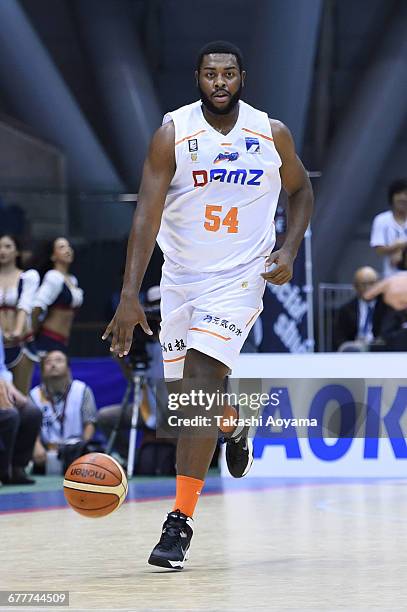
[105,358,148,479]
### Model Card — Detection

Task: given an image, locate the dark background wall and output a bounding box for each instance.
[0,0,406,344]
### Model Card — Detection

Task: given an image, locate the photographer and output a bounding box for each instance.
[98,286,169,469]
[30,350,97,472]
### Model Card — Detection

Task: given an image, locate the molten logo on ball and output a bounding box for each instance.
[70,468,106,480]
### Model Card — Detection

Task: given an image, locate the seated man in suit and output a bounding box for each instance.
[334,266,395,351]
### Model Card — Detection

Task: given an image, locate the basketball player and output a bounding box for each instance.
[103,41,313,569]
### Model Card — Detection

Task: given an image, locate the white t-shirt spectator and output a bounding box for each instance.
[370,210,407,277]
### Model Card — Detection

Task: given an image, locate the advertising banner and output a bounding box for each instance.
[221,353,407,477]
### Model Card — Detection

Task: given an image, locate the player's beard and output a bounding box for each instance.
[199,83,242,116]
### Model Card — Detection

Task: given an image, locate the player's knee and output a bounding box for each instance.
[184,349,228,380]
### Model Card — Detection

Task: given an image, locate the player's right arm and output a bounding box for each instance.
[103,121,175,356]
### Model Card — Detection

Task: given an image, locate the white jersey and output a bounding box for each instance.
[156,99,282,272]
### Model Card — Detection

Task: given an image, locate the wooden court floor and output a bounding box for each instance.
[1,478,407,611]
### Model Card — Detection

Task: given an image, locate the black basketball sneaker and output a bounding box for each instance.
[225,425,254,478]
[148,509,194,570]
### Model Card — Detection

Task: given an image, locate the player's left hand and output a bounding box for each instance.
[261,249,294,285]
[102,294,152,358]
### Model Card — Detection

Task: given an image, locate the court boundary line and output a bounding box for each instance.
[1,477,405,516]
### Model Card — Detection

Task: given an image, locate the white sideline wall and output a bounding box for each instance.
[220,353,407,478]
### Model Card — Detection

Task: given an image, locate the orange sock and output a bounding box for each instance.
[173,474,204,517]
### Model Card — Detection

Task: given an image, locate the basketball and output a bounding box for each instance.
[63,453,128,518]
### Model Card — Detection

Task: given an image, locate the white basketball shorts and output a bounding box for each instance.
[159,257,266,379]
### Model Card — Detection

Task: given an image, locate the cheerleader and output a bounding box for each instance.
[0,234,39,393]
[32,237,83,355]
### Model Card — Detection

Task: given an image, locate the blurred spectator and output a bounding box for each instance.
[370,179,407,277]
[29,350,97,472]
[364,253,407,310]
[0,329,42,485]
[398,247,407,272]
[334,267,393,351]
[0,234,40,393]
[363,250,407,350]
[31,237,83,355]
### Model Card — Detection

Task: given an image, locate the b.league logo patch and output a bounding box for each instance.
[213,151,239,164]
[245,137,260,153]
[188,138,198,152]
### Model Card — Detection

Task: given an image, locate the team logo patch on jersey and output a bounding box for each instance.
[245,137,260,153]
[188,138,198,152]
[213,151,239,164]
